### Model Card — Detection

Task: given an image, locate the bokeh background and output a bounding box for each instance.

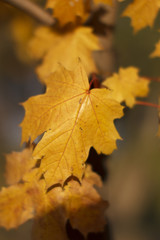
[0,0,160,239]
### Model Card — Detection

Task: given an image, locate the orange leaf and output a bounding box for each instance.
[21,60,123,187]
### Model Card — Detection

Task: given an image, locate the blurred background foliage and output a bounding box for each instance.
[0,0,160,239]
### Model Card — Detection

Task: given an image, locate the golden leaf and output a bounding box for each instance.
[46,0,87,26]
[0,184,34,229]
[45,0,118,27]
[64,165,107,236]
[28,27,60,60]
[103,67,150,107]
[5,148,33,185]
[29,26,100,82]
[32,165,107,239]
[0,148,38,229]
[21,60,123,187]
[122,0,160,32]
[0,152,107,239]
[30,180,69,240]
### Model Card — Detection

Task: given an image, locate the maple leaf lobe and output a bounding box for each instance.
[29,26,100,82]
[122,0,160,32]
[5,148,33,185]
[103,67,150,107]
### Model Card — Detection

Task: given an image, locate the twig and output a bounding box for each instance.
[136,101,160,108]
[0,0,55,25]
[142,76,160,82]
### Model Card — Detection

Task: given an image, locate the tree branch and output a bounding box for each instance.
[0,0,55,26]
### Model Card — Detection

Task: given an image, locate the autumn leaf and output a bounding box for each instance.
[21,60,123,187]
[0,149,107,239]
[103,67,150,107]
[0,148,39,229]
[0,184,34,229]
[27,179,69,240]
[65,165,107,236]
[45,0,115,26]
[46,0,88,26]
[5,148,33,185]
[29,26,100,82]
[33,165,107,239]
[122,0,160,32]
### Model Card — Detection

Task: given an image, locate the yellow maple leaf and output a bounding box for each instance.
[0,149,107,239]
[0,148,39,229]
[0,184,34,229]
[5,148,33,185]
[45,0,120,26]
[122,0,160,32]
[64,165,107,236]
[0,147,36,229]
[21,60,123,187]
[103,67,150,107]
[32,165,108,239]
[29,26,100,82]
[26,179,69,240]
[46,0,87,26]
[28,27,59,59]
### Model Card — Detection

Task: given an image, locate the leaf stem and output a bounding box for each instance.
[136,101,160,108]
[0,0,55,25]
[89,73,100,90]
[142,76,160,82]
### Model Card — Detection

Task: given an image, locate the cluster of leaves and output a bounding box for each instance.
[1,0,157,239]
